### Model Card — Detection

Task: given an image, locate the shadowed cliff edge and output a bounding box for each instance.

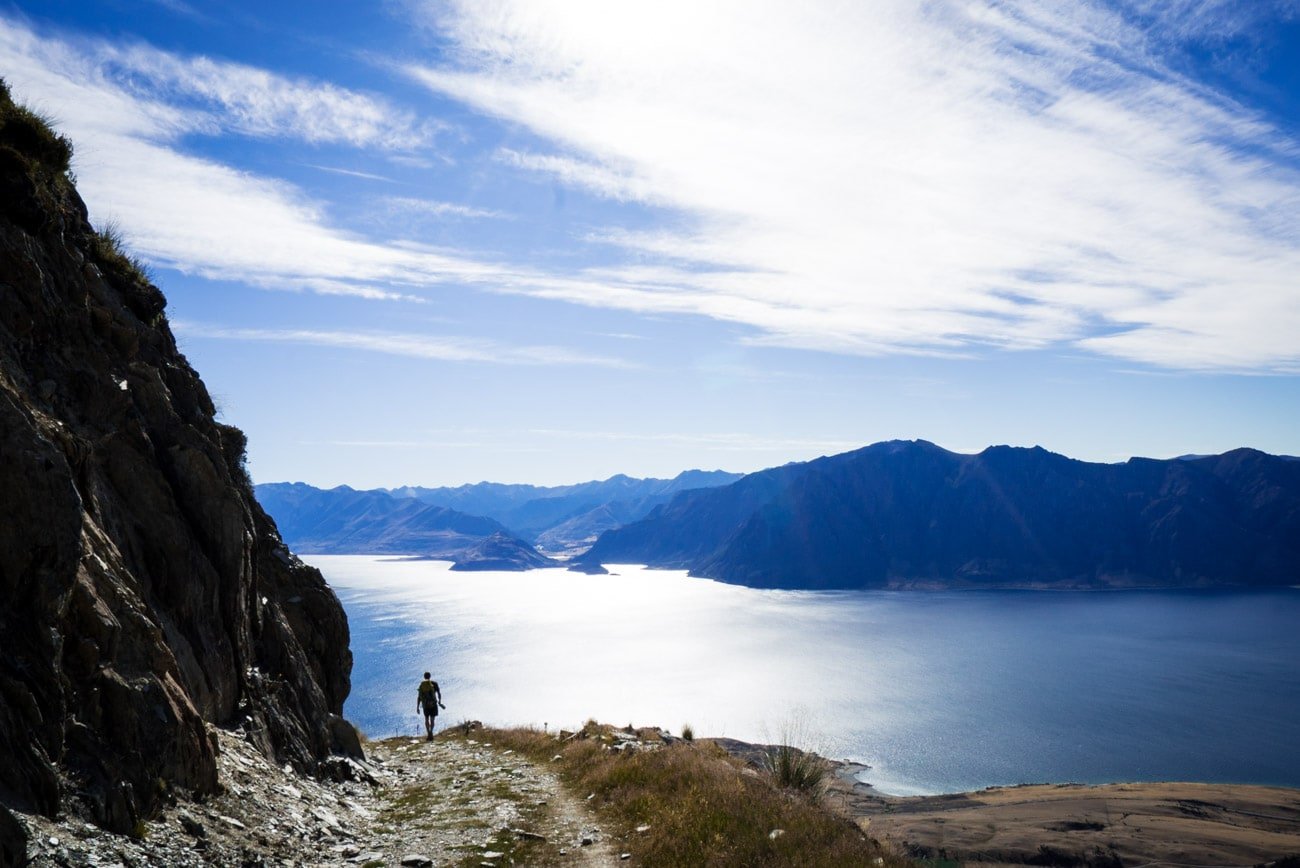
[0,77,356,850]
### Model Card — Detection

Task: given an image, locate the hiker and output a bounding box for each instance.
[417,672,444,740]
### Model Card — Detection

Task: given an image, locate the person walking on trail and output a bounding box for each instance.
[417,672,444,740]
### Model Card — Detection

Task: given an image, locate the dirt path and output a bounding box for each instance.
[356,733,621,867]
[18,727,621,867]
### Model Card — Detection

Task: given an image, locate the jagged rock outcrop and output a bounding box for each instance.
[0,80,354,837]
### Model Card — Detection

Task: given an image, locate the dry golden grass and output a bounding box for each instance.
[476,723,912,867]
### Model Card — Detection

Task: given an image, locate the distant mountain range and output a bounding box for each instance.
[575,441,1300,590]
[254,483,515,560]
[385,469,743,550]
[255,469,742,568]
[260,444,1300,589]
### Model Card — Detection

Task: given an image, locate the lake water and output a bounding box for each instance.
[310,555,1300,796]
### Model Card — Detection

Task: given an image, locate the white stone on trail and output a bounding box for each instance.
[400,855,433,867]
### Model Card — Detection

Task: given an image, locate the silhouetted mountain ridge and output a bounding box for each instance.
[577,440,1300,589]
[257,468,743,558]
[387,469,742,542]
[254,482,522,559]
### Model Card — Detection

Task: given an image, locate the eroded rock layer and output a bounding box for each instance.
[0,80,353,836]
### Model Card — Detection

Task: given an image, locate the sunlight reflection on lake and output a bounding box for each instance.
[312,555,1300,795]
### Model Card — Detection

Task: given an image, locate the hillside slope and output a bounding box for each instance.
[255,481,530,559]
[0,81,354,845]
[387,468,743,543]
[578,440,1300,589]
[257,468,744,558]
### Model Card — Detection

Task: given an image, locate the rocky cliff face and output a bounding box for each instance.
[0,80,354,845]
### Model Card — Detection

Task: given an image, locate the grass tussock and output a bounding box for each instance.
[0,78,73,174]
[473,722,907,867]
[90,221,153,289]
[764,742,831,799]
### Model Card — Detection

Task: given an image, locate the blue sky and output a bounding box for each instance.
[3,0,1299,486]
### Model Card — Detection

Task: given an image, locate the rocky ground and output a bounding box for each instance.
[14,723,620,867]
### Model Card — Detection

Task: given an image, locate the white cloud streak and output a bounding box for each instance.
[172,322,636,368]
[305,164,397,183]
[4,7,1299,373]
[382,196,508,220]
[99,41,436,149]
[406,0,1300,371]
[0,17,525,302]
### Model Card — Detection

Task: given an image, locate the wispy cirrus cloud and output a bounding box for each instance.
[0,15,696,316]
[1120,0,1300,44]
[0,17,519,301]
[406,0,1300,371]
[140,0,210,24]
[305,164,397,183]
[382,196,509,220]
[5,6,1300,373]
[99,41,438,149]
[172,322,636,368]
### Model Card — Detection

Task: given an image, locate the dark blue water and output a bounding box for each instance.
[313,556,1300,795]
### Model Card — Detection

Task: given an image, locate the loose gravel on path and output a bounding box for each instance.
[18,727,620,867]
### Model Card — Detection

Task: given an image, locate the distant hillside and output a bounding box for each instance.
[253,471,741,564]
[576,441,1300,590]
[257,469,743,559]
[388,469,743,548]
[449,531,561,571]
[255,482,537,561]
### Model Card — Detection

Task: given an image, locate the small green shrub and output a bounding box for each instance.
[681,723,694,741]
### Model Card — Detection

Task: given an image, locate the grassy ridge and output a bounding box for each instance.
[470,722,910,867]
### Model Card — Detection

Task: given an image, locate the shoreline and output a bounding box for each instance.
[824,763,1300,867]
[709,738,1300,866]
